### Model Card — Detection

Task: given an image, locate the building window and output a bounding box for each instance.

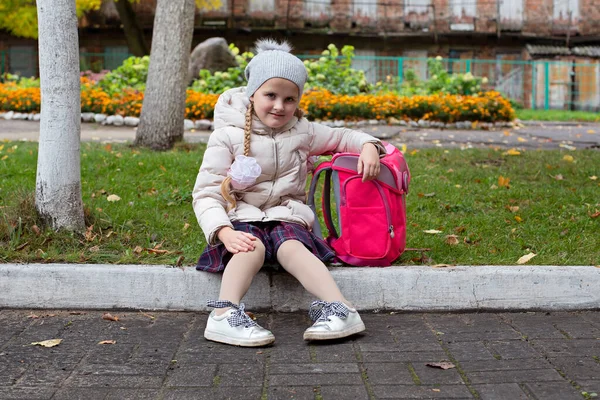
[450,0,475,31]
[304,0,331,20]
[553,0,579,21]
[249,0,275,13]
[354,0,377,19]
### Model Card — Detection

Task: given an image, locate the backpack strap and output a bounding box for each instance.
[307,163,336,240]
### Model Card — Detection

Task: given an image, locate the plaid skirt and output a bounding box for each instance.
[196,221,335,273]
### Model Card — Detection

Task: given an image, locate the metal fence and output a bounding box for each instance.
[2,49,599,111]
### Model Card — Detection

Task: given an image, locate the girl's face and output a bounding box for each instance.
[250,78,300,129]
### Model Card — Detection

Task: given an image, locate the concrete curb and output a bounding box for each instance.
[2,264,599,312]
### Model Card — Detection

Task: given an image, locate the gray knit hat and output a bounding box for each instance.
[244,39,308,99]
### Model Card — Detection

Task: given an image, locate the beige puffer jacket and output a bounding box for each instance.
[192,87,383,245]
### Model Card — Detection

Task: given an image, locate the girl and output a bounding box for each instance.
[192,38,385,347]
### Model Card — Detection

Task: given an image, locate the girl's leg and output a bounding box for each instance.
[276,240,352,307]
[215,240,266,316]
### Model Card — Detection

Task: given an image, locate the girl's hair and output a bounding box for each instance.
[220,104,305,211]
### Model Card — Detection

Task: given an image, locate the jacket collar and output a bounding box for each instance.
[213,87,298,135]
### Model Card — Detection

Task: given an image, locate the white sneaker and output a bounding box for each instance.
[204,301,275,347]
[303,301,366,341]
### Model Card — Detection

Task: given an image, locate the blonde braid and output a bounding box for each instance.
[220,102,254,211]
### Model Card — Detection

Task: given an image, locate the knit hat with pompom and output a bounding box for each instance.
[244,38,308,99]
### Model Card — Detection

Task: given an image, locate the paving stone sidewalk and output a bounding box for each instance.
[1,310,599,400]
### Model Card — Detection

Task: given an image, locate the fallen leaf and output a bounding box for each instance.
[423,229,442,234]
[432,389,441,392]
[432,264,454,268]
[31,339,62,348]
[590,211,600,219]
[517,137,527,142]
[246,311,256,320]
[517,252,537,264]
[559,144,576,151]
[32,225,41,235]
[554,174,564,180]
[1,155,8,161]
[107,194,121,202]
[147,248,170,255]
[175,255,185,267]
[587,129,596,134]
[503,148,521,156]
[102,313,119,322]
[69,311,86,315]
[28,314,40,319]
[590,176,598,181]
[426,362,455,370]
[139,310,156,320]
[503,130,511,136]
[104,144,112,151]
[159,165,167,172]
[133,246,143,254]
[183,223,190,231]
[509,206,519,213]
[84,225,96,242]
[563,155,574,163]
[514,215,523,223]
[498,175,510,188]
[89,245,100,252]
[15,241,29,251]
[98,340,116,345]
[445,235,459,245]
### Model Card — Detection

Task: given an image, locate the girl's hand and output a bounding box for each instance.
[357,143,381,182]
[217,227,257,254]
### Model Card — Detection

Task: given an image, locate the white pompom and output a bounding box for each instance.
[255,38,292,54]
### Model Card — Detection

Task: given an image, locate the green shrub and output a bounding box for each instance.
[1,73,40,88]
[303,44,371,95]
[97,55,149,95]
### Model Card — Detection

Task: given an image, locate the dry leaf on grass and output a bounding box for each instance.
[498,175,510,188]
[31,339,62,348]
[445,235,459,245]
[432,264,455,268]
[107,194,121,202]
[517,252,537,265]
[98,340,116,345]
[426,362,455,370]
[423,229,442,234]
[102,313,119,322]
[503,148,521,156]
[563,155,574,163]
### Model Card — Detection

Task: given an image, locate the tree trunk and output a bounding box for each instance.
[114,0,150,57]
[35,0,85,232]
[134,0,195,150]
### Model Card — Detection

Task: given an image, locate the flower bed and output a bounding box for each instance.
[1,80,514,123]
[300,89,514,123]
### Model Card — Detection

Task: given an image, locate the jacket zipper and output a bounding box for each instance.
[259,133,278,210]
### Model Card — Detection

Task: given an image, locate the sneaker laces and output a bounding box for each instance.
[308,301,350,323]
[207,300,257,328]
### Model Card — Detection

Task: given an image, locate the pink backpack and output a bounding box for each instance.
[308,142,410,267]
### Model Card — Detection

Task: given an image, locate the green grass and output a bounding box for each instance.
[516,109,600,122]
[1,141,599,266]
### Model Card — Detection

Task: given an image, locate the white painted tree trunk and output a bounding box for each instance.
[135,0,196,150]
[35,0,85,232]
